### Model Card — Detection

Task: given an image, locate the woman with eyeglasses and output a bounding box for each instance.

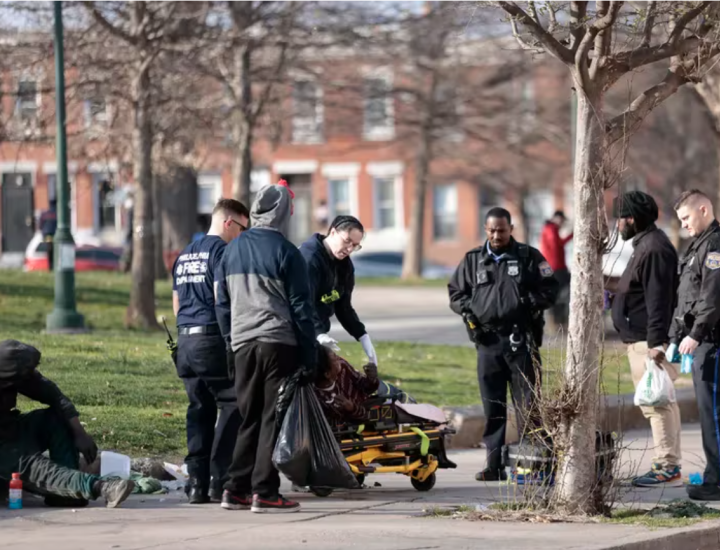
[299,215,378,366]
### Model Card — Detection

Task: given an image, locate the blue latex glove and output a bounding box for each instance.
[681,354,693,374]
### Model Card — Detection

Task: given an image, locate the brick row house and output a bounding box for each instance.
[0,34,575,268]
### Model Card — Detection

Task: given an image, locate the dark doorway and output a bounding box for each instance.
[2,172,34,253]
[280,173,313,245]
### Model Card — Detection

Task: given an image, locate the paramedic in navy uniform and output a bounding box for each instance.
[172,198,250,504]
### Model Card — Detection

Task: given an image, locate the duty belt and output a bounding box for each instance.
[178,324,221,336]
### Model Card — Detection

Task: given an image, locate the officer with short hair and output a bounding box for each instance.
[670,189,720,501]
[449,207,559,482]
[172,198,249,504]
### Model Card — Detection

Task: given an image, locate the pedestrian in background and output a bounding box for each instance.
[299,215,378,366]
[172,198,249,504]
[449,207,558,482]
[539,210,572,330]
[39,200,57,271]
[216,181,317,513]
[610,191,681,487]
[670,189,720,501]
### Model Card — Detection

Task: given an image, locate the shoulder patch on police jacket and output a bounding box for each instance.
[539,261,554,277]
[705,252,720,270]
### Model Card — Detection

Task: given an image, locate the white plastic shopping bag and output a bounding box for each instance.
[634,359,676,407]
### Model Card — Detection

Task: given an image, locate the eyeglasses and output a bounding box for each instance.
[339,234,362,252]
[229,219,247,232]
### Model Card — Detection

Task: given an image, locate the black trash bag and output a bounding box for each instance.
[275,369,302,429]
[272,384,358,490]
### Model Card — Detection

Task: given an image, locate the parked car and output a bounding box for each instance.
[24,232,122,272]
[351,251,455,279]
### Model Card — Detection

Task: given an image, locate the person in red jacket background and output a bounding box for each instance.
[539,211,573,329]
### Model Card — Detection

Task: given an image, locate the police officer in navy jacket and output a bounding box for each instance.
[172,198,249,504]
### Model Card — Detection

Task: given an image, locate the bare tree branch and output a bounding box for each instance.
[498,1,574,64]
[569,1,588,53]
[668,1,712,48]
[82,1,136,44]
[641,1,657,48]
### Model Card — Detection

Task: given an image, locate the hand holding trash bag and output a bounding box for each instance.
[272,383,358,490]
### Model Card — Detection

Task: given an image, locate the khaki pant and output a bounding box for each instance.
[627,342,682,468]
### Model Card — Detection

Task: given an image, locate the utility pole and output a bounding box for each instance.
[46,0,86,333]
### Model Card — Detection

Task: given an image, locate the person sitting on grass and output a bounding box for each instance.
[314,348,379,423]
[0,339,135,508]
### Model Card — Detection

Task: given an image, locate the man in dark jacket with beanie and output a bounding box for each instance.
[610,191,681,487]
[215,181,317,513]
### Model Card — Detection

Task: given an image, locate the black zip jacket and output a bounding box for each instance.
[611,224,678,348]
[299,233,366,340]
[670,220,720,345]
[448,238,559,331]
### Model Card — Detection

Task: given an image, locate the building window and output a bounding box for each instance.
[373,176,396,230]
[292,80,323,143]
[197,173,221,215]
[84,97,109,128]
[98,178,116,229]
[16,79,39,122]
[329,178,351,218]
[363,76,394,140]
[47,174,57,203]
[433,184,458,240]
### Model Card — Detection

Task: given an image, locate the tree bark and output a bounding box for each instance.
[402,123,432,280]
[232,45,253,205]
[552,85,607,514]
[126,59,159,329]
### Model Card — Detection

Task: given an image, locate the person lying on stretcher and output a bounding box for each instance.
[314,349,379,423]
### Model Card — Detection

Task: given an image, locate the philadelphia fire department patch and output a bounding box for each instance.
[539,261,554,277]
[705,252,720,270]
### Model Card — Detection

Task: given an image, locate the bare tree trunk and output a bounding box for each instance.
[402,125,432,280]
[232,45,253,204]
[553,87,607,514]
[152,171,167,280]
[127,60,159,329]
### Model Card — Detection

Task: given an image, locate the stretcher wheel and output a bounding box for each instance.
[411,473,436,492]
[310,487,334,497]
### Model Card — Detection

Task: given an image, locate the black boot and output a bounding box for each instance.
[186,477,210,504]
[687,483,720,501]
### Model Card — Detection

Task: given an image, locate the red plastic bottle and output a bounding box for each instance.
[9,473,22,509]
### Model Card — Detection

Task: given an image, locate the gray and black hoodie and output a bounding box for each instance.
[215,184,317,370]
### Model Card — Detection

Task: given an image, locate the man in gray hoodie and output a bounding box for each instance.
[215,182,317,513]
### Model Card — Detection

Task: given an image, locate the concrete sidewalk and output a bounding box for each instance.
[2,424,718,550]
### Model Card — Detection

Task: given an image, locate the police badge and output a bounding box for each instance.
[508,261,520,277]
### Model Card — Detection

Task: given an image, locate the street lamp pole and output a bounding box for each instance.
[46,0,85,333]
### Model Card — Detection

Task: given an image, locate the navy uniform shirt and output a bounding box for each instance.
[173,235,226,328]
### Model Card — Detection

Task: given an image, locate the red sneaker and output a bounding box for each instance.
[251,494,300,514]
[220,490,251,510]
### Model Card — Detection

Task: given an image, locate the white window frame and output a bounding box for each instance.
[197,172,223,215]
[362,68,395,141]
[84,96,111,130]
[523,189,554,249]
[90,171,122,233]
[322,163,359,219]
[368,161,404,231]
[432,183,459,242]
[291,79,324,144]
[15,76,41,122]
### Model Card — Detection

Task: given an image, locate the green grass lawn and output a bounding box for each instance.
[0,269,646,460]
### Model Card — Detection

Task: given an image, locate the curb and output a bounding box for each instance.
[600,520,720,550]
[442,388,699,450]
